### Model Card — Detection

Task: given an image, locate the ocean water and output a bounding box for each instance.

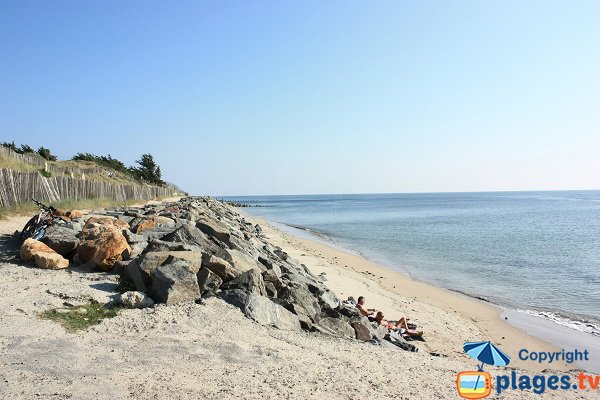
[225,191,600,337]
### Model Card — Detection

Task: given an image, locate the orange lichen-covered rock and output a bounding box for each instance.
[20,238,55,262]
[78,216,132,271]
[20,238,69,270]
[134,219,156,234]
[34,252,69,270]
[65,210,83,219]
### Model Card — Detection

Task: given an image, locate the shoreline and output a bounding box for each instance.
[280,221,600,338]
[242,212,598,373]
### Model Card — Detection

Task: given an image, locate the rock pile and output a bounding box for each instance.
[18,197,399,344]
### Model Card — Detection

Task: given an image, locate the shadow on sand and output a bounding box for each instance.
[0,232,21,264]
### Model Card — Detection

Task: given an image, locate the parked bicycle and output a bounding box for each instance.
[19,199,62,242]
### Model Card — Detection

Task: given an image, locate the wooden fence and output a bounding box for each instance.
[0,168,175,207]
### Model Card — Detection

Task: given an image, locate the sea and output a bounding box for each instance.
[224,191,600,340]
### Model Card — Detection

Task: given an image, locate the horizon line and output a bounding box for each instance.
[211,188,600,198]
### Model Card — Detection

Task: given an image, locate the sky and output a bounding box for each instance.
[1,1,599,196]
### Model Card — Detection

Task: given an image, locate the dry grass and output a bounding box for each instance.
[0,156,141,186]
[0,157,39,172]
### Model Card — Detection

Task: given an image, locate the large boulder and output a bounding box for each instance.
[337,302,361,319]
[196,216,231,244]
[258,256,282,277]
[150,262,201,304]
[202,254,239,282]
[226,249,261,273]
[133,219,156,233]
[313,317,355,338]
[33,251,69,270]
[20,238,55,262]
[350,320,372,341]
[82,216,130,237]
[318,290,340,310]
[160,223,220,253]
[122,230,148,245]
[77,217,132,271]
[123,250,203,292]
[222,269,267,296]
[221,289,301,331]
[151,215,176,228]
[78,231,131,271]
[277,286,322,329]
[41,226,79,258]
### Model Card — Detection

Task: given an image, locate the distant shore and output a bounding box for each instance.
[241,212,597,374]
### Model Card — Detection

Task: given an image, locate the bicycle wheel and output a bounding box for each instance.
[31,226,47,240]
[19,216,39,242]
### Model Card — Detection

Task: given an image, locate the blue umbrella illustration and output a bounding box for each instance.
[463,341,511,392]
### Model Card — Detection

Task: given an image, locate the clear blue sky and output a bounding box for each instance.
[1,1,598,195]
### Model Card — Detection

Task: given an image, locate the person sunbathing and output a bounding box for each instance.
[356,296,378,321]
[374,311,423,337]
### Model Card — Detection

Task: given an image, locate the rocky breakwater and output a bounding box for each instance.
[18,197,404,346]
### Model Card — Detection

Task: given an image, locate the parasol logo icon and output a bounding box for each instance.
[456,341,511,399]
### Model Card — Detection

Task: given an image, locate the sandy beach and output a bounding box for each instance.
[243,214,579,373]
[0,204,595,400]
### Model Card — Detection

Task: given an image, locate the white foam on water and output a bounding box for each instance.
[502,308,600,374]
[517,309,600,338]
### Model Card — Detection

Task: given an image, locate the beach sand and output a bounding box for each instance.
[246,215,578,374]
[0,209,594,399]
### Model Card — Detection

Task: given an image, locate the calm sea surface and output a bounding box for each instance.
[225,191,600,336]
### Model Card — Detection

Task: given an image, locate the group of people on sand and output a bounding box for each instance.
[355,296,424,338]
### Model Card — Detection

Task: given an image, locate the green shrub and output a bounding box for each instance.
[39,300,121,332]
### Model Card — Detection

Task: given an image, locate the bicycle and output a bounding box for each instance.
[19,199,61,242]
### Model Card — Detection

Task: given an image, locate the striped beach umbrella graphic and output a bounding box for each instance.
[463,341,511,394]
[463,341,511,368]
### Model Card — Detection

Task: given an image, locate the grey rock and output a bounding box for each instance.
[220,288,249,309]
[262,270,284,290]
[202,254,239,282]
[264,282,277,298]
[137,227,178,240]
[62,220,83,232]
[160,223,220,253]
[221,289,301,331]
[150,261,201,304]
[222,269,266,296]
[122,250,202,293]
[226,249,261,273]
[350,320,372,341]
[122,230,148,245]
[278,286,321,325]
[313,317,354,338]
[196,216,231,244]
[259,256,282,277]
[370,322,389,341]
[41,226,80,258]
[118,291,155,308]
[274,248,289,261]
[117,215,134,224]
[338,302,362,319]
[319,289,340,310]
[197,267,223,295]
[145,239,198,253]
